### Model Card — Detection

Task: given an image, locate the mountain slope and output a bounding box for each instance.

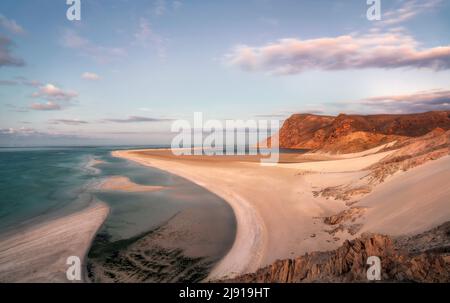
[275,111,450,153]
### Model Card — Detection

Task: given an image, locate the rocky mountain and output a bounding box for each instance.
[224,222,450,283]
[274,111,450,153]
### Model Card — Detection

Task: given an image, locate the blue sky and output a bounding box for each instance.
[1,0,450,146]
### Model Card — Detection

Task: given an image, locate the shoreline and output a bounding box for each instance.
[112,150,348,280]
[113,149,450,281]
[0,202,109,282]
[112,150,268,280]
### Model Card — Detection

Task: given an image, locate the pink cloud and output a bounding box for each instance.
[226,32,450,75]
[360,89,450,113]
[30,101,62,111]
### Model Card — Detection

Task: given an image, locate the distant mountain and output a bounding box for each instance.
[273,111,450,153]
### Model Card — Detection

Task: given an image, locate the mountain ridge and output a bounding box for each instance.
[273,111,450,153]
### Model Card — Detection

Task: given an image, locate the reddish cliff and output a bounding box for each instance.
[276,111,450,153]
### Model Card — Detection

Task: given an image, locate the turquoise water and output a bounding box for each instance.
[0,147,103,231]
[0,147,236,269]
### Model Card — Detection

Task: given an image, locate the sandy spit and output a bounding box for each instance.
[0,203,109,283]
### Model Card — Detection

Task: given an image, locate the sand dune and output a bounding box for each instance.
[0,203,109,283]
[358,156,450,235]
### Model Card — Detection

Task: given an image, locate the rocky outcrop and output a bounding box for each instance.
[275,111,450,153]
[224,222,450,283]
[275,114,335,149]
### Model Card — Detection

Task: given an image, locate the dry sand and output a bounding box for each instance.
[277,149,396,173]
[114,149,450,280]
[0,202,109,283]
[358,156,450,235]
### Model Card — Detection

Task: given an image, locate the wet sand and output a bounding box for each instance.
[98,176,165,192]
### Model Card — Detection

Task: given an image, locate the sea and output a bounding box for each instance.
[0,146,236,282]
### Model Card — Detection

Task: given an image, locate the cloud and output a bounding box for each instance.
[0,35,25,68]
[154,0,182,16]
[0,127,36,135]
[81,72,101,81]
[49,119,89,125]
[30,101,62,111]
[0,14,25,34]
[5,103,29,113]
[61,30,126,63]
[254,113,288,119]
[154,0,167,16]
[359,89,450,113]
[104,116,173,123]
[0,79,18,85]
[172,1,183,10]
[21,79,42,87]
[1,77,42,87]
[381,0,442,26]
[134,18,166,58]
[226,31,450,75]
[32,84,78,102]
[0,127,97,147]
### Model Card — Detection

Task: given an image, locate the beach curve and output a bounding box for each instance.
[112,150,268,280]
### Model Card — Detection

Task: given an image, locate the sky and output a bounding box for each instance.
[0,0,449,146]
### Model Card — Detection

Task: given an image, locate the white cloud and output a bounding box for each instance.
[0,127,36,135]
[82,72,101,81]
[32,84,78,102]
[226,31,450,75]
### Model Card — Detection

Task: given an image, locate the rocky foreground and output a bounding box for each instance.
[224,222,450,283]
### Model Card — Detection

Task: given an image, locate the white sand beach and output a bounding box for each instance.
[114,149,450,280]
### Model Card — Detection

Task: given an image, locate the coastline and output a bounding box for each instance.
[112,150,350,280]
[0,202,109,282]
[112,150,268,280]
[114,148,450,281]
